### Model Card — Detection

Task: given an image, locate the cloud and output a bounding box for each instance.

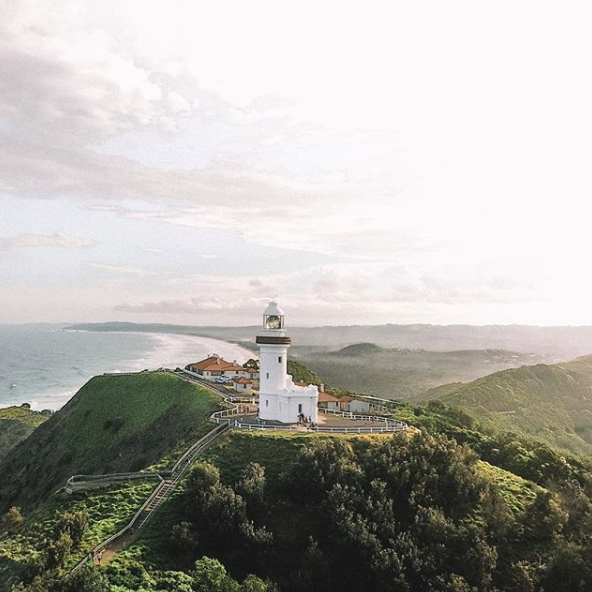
[0,0,374,265]
[3,1,592,326]
[0,0,194,198]
[0,231,95,250]
[0,1,191,140]
[110,261,538,326]
[87,262,145,275]
[0,0,471,268]
[114,296,259,315]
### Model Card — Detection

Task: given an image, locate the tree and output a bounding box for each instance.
[153,570,195,592]
[192,557,238,592]
[10,567,109,592]
[53,510,89,547]
[170,521,200,563]
[54,567,110,592]
[241,575,278,592]
[523,490,568,541]
[1,506,23,532]
[46,531,73,569]
[235,463,266,518]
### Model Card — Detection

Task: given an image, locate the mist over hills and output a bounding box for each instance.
[293,345,543,400]
[67,321,592,362]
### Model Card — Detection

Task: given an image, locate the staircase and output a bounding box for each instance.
[130,423,230,531]
[132,479,174,530]
[71,423,230,573]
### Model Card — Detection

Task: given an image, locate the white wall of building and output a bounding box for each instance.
[345,399,370,413]
[259,391,318,423]
[257,302,318,423]
[258,343,288,392]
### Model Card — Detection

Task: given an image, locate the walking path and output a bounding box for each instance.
[71,370,409,572]
[70,423,229,572]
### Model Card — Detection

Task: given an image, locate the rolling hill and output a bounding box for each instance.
[294,345,541,399]
[4,370,592,591]
[0,372,220,513]
[423,354,592,456]
[0,405,49,462]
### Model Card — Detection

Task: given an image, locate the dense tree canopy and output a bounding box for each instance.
[166,431,592,592]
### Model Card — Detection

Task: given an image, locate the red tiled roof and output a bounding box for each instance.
[318,391,340,403]
[235,377,252,384]
[188,355,221,371]
[223,363,246,372]
[188,356,243,372]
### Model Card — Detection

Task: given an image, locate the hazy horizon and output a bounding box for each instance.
[2,1,592,326]
[6,320,592,330]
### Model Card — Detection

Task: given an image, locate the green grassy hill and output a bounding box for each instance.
[0,406,49,462]
[422,354,592,455]
[332,342,385,356]
[0,372,220,513]
[295,345,541,399]
[6,386,592,591]
[0,480,155,590]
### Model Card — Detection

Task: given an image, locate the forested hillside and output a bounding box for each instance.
[5,370,592,591]
[423,354,592,456]
[10,422,591,592]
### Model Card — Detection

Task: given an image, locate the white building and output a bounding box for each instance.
[257,301,318,423]
[318,390,341,412]
[233,377,253,394]
[340,396,371,413]
[185,355,244,382]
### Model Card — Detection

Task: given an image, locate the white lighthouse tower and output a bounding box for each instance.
[257,301,318,424]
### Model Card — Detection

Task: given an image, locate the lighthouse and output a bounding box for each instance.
[256,301,318,423]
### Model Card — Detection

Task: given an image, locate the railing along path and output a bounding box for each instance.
[71,420,229,573]
[72,370,409,572]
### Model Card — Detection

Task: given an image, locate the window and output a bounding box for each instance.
[265,399,269,407]
[266,373,269,379]
[298,403,303,413]
[278,356,282,363]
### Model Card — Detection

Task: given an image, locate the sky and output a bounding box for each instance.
[1,0,592,326]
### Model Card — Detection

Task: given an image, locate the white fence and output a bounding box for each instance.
[65,472,163,492]
[71,424,230,574]
[233,420,300,432]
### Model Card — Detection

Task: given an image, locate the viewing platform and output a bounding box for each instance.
[213,405,407,434]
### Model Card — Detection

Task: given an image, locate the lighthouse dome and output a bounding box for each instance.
[264,300,284,317]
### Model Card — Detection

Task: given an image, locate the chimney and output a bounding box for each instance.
[319,383,325,393]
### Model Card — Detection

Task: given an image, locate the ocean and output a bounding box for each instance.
[0,325,253,410]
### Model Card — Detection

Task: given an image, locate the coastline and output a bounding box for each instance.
[0,330,254,411]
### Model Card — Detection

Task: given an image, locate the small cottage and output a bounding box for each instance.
[340,396,371,413]
[185,355,246,381]
[233,377,253,394]
[318,391,341,412]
